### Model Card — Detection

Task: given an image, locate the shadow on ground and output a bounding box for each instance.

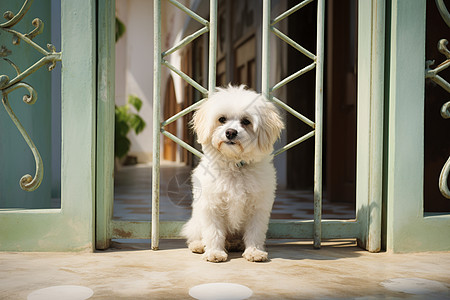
[103,238,363,262]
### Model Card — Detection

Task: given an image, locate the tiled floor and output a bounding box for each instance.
[114,162,355,221]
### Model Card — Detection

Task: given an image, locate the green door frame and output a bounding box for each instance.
[385,0,450,252]
[0,0,97,252]
[96,0,386,253]
[96,0,116,250]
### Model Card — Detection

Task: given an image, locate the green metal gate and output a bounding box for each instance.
[102,0,385,253]
[0,0,386,253]
[149,0,327,250]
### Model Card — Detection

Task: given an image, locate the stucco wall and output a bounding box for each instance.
[116,0,191,163]
[116,0,155,163]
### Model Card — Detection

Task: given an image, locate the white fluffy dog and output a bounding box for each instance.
[182,85,284,262]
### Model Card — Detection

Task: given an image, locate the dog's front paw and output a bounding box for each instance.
[243,247,268,262]
[203,249,228,263]
[188,241,205,254]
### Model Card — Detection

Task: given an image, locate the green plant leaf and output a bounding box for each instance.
[114,95,146,159]
[129,114,146,135]
[116,17,126,42]
[115,105,129,120]
[115,135,131,159]
[128,94,143,112]
[115,106,131,136]
[115,120,130,137]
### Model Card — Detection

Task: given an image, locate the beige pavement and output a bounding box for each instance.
[1,239,449,299]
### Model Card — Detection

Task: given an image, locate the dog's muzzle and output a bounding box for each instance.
[225,129,238,142]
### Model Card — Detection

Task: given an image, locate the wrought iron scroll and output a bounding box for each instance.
[425,0,450,199]
[0,0,61,191]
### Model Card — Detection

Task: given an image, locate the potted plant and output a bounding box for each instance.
[115,94,146,168]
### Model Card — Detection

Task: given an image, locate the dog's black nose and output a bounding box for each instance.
[225,129,238,140]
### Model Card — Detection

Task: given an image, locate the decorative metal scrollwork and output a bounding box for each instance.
[1,0,61,191]
[425,0,450,199]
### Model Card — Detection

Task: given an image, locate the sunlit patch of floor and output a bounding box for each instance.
[27,285,93,300]
[380,278,449,296]
[189,283,253,300]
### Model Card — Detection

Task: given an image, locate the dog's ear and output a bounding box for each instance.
[255,101,284,154]
[191,99,213,145]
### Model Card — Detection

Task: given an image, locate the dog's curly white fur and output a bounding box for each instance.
[182,85,284,262]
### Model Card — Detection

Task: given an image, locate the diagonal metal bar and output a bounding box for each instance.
[272,0,315,25]
[273,130,315,156]
[271,26,316,61]
[161,129,203,158]
[1,53,61,90]
[162,26,209,57]
[271,97,315,128]
[168,0,208,26]
[271,62,316,92]
[3,28,50,56]
[162,59,208,95]
[430,74,450,93]
[161,98,206,127]
[427,61,450,78]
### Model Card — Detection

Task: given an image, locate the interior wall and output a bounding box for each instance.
[116,0,154,163]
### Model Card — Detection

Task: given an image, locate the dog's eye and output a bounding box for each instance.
[241,118,251,126]
[218,116,227,124]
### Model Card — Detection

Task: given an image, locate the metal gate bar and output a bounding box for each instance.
[152,0,217,250]
[314,0,325,249]
[262,0,325,249]
[151,0,324,250]
[152,0,161,251]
